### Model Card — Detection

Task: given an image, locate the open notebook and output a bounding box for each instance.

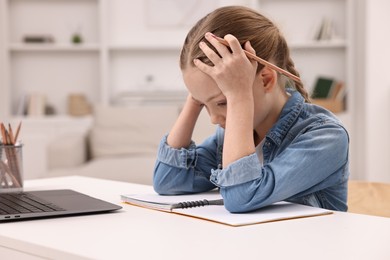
[121,191,332,227]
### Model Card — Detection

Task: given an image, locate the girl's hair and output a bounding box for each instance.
[180,6,310,102]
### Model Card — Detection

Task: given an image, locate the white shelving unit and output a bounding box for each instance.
[1,0,354,115]
[0,0,102,118]
[9,43,100,52]
[0,0,357,176]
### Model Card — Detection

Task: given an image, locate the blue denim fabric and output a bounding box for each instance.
[153,91,350,213]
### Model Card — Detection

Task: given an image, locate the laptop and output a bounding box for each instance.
[0,189,122,222]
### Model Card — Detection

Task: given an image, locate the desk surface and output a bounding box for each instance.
[1,176,390,260]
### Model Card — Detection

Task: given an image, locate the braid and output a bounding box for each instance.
[276,34,311,103]
[286,57,311,103]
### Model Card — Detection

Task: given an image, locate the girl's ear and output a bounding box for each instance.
[258,66,277,92]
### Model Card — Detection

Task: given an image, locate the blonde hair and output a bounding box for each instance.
[180,6,310,102]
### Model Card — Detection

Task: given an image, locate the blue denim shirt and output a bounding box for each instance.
[153,91,350,213]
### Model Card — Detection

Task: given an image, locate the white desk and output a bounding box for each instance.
[0,176,389,260]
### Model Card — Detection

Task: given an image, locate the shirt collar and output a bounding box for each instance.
[266,90,304,145]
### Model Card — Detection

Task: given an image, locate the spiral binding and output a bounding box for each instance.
[178,199,209,209]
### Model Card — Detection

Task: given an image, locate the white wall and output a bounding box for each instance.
[0,0,9,119]
[357,0,390,182]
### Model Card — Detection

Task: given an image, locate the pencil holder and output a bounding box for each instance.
[0,144,23,192]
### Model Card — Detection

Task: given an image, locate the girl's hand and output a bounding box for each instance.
[194,33,258,168]
[193,33,258,100]
[185,93,204,112]
[166,93,204,149]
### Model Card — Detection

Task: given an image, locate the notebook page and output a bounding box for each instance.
[123,190,222,204]
[172,202,332,227]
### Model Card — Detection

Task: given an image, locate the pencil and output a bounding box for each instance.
[0,123,7,145]
[8,124,15,145]
[211,35,301,83]
[14,122,22,145]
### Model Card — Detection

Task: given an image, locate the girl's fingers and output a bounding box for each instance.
[193,58,212,75]
[199,41,221,65]
[244,41,258,67]
[224,34,244,54]
[195,34,257,79]
[244,41,256,55]
[205,32,231,58]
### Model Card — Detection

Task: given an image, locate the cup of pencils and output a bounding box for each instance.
[0,122,23,192]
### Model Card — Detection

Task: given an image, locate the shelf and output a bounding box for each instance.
[108,40,346,52]
[10,114,93,123]
[9,43,100,52]
[113,90,187,106]
[109,44,182,52]
[290,40,347,50]
[312,98,345,113]
[8,41,347,52]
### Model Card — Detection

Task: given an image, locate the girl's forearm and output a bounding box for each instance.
[167,95,203,149]
[223,94,255,168]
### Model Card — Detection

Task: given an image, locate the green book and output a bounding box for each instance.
[311,77,335,99]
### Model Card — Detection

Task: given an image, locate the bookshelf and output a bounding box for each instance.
[0,0,354,116]
[0,0,357,175]
[0,0,101,118]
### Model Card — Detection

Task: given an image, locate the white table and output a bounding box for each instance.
[0,176,389,260]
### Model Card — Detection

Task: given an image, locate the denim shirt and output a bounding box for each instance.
[153,91,350,213]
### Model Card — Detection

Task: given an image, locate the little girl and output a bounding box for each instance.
[153,6,349,213]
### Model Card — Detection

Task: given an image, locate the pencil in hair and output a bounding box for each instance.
[211,35,301,83]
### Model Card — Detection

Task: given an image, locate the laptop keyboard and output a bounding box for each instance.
[0,192,65,215]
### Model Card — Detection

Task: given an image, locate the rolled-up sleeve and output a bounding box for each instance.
[210,153,263,187]
[153,133,219,195]
[157,135,198,169]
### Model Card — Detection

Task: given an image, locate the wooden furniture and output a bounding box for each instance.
[1,176,390,259]
[348,180,390,218]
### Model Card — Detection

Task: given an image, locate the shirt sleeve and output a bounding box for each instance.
[156,135,198,169]
[211,122,349,213]
[210,153,263,186]
[153,133,219,195]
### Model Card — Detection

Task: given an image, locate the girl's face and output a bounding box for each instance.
[183,67,271,130]
[183,67,228,128]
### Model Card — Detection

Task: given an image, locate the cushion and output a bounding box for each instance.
[47,132,87,170]
[89,105,179,158]
[49,155,156,185]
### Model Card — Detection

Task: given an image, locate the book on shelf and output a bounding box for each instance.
[121,191,332,227]
[315,18,335,41]
[311,77,346,113]
[331,81,346,101]
[15,95,28,116]
[27,93,47,116]
[311,77,336,99]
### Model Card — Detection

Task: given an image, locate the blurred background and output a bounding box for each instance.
[0,0,389,184]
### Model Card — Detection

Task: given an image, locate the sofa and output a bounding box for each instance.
[45,104,215,185]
